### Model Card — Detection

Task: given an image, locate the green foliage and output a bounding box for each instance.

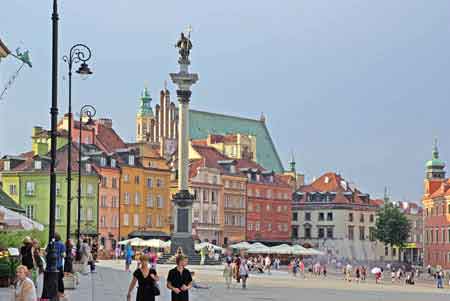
[374,203,411,249]
[0,228,48,249]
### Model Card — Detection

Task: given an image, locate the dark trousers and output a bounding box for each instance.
[58,266,65,293]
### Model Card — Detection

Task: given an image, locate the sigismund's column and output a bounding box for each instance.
[170,29,198,256]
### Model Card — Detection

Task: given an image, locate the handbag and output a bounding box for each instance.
[151,282,160,296]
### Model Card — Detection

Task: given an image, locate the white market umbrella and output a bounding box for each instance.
[371,267,382,274]
[291,244,310,255]
[195,242,223,251]
[307,248,325,256]
[118,237,143,246]
[270,244,293,255]
[0,205,44,231]
[130,238,148,247]
[142,239,168,248]
[229,241,252,250]
[248,243,271,254]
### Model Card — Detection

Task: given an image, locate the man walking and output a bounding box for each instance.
[167,255,192,301]
[54,233,66,298]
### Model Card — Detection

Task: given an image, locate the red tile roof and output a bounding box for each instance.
[94,123,127,153]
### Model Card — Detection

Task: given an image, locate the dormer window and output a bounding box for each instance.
[128,155,135,166]
[85,163,92,173]
[34,160,42,170]
[3,161,10,171]
[230,165,236,173]
[256,174,260,182]
[100,157,106,167]
[111,158,116,168]
[269,175,274,183]
[247,173,251,181]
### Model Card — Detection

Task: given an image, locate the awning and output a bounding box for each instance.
[127,230,170,240]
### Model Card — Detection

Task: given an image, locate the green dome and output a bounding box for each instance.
[426,158,445,168]
[137,87,153,117]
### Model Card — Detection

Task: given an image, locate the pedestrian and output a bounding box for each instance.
[80,238,91,274]
[437,270,444,288]
[14,265,37,301]
[239,257,250,289]
[64,239,74,273]
[233,255,241,283]
[125,243,134,272]
[127,254,160,301]
[361,266,366,281]
[54,233,66,298]
[223,259,233,289]
[166,255,192,301]
[322,264,327,277]
[19,237,34,277]
[264,255,272,275]
[31,239,44,288]
[115,245,121,260]
[355,267,360,283]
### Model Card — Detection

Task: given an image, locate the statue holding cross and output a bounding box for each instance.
[175,25,193,64]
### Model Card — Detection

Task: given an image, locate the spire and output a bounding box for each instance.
[137,85,153,117]
[383,186,390,203]
[433,137,439,159]
[289,151,296,172]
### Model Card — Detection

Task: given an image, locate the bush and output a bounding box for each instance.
[0,228,48,249]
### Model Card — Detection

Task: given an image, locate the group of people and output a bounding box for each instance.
[245,255,276,274]
[343,264,367,283]
[126,253,193,301]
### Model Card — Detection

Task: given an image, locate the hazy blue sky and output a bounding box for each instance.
[2,1,450,202]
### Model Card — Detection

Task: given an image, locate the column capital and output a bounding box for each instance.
[176,90,192,104]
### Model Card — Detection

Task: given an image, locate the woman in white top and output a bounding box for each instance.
[15,265,37,301]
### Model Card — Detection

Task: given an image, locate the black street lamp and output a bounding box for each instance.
[42,0,59,299]
[62,44,92,272]
[76,104,96,260]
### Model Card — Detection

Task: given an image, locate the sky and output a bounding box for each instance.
[2,1,450,202]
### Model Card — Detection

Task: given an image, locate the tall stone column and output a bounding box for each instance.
[170,30,198,256]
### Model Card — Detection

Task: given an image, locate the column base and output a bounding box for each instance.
[170,232,195,257]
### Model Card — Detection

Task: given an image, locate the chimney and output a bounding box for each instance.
[98,118,112,128]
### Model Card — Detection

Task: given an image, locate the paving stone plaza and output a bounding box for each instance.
[2,260,450,301]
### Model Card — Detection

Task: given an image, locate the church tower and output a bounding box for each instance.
[426,138,446,180]
[136,87,154,142]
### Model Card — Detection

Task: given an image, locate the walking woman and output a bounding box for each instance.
[239,257,250,289]
[14,265,37,301]
[127,255,160,301]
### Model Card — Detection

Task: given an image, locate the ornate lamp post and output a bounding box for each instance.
[42,0,59,299]
[62,44,92,272]
[76,104,96,260]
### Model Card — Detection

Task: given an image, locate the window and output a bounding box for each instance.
[123,214,129,226]
[255,190,260,197]
[146,215,152,226]
[124,192,130,205]
[318,228,325,238]
[443,229,446,244]
[112,196,119,208]
[124,174,130,183]
[369,227,376,241]
[318,212,325,221]
[305,212,311,221]
[87,184,94,196]
[326,227,333,238]
[348,226,354,240]
[392,247,396,257]
[87,207,93,221]
[203,190,208,201]
[25,205,36,219]
[359,226,365,240]
[9,184,17,195]
[3,161,10,171]
[266,204,272,211]
[147,178,153,188]
[128,155,135,166]
[100,216,106,227]
[255,204,261,212]
[436,228,439,242]
[133,214,139,226]
[293,212,298,221]
[101,195,107,208]
[267,190,272,198]
[25,182,35,195]
[369,214,374,223]
[100,157,107,167]
[111,158,116,168]
[360,214,364,223]
[157,196,164,208]
[80,208,85,220]
[157,215,163,227]
[248,189,253,197]
[112,177,118,188]
[322,212,332,221]
[248,223,253,231]
[277,205,281,212]
[112,215,118,228]
[267,223,272,231]
[305,227,311,239]
[157,179,163,188]
[385,246,389,256]
[34,160,42,170]
[255,222,261,232]
[146,195,154,208]
[56,205,62,220]
[56,183,61,195]
[211,191,217,203]
[85,163,92,173]
[348,213,353,222]
[135,192,140,205]
[135,175,140,184]
[101,176,107,188]
[248,203,253,212]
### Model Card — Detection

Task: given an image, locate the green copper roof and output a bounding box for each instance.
[188,109,284,172]
[0,188,25,213]
[426,138,445,168]
[137,87,153,117]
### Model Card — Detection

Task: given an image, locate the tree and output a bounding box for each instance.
[374,203,411,261]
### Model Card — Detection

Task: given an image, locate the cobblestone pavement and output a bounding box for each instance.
[2,261,450,301]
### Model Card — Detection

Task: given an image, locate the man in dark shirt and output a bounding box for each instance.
[167,255,192,301]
